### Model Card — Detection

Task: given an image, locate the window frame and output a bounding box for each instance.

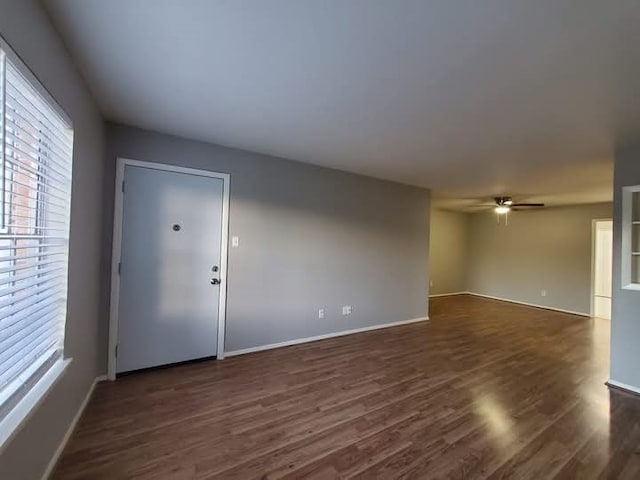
[621,185,640,290]
[0,34,73,450]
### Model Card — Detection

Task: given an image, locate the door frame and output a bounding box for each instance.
[590,218,613,319]
[107,157,231,380]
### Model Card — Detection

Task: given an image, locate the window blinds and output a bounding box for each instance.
[0,47,73,413]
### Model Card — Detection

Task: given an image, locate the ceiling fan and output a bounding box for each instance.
[491,196,545,215]
[465,196,545,215]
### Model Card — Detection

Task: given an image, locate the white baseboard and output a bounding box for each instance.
[465,292,590,317]
[429,292,466,298]
[225,316,429,357]
[607,379,640,395]
[41,375,106,480]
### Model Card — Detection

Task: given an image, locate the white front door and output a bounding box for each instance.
[116,165,225,373]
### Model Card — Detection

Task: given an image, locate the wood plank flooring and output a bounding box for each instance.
[53,295,640,479]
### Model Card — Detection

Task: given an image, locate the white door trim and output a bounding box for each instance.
[107,157,230,380]
[590,218,613,319]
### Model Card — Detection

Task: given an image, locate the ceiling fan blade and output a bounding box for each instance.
[511,203,545,207]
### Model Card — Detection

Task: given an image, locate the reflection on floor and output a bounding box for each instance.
[54,295,640,479]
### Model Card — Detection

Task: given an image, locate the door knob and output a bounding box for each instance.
[210,278,220,285]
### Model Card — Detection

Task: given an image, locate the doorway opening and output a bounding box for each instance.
[592,219,613,320]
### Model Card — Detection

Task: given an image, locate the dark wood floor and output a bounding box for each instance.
[53,295,640,479]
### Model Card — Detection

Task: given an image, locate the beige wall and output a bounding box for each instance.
[429,208,468,295]
[466,203,613,315]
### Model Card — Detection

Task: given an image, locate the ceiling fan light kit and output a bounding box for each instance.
[489,196,546,224]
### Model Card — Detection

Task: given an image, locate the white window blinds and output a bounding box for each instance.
[0,46,73,416]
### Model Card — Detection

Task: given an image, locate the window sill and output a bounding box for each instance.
[0,358,71,452]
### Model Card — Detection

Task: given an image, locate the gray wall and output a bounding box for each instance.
[102,124,431,357]
[429,208,468,295]
[0,1,105,479]
[610,146,640,390]
[466,203,613,315]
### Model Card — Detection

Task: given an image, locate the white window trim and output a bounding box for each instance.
[0,357,70,451]
[0,35,74,450]
[621,185,640,290]
[0,35,71,125]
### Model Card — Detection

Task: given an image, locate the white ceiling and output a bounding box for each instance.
[44,0,640,209]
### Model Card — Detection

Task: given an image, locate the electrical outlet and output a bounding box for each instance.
[342,305,352,315]
[541,289,547,297]
[318,308,325,319]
